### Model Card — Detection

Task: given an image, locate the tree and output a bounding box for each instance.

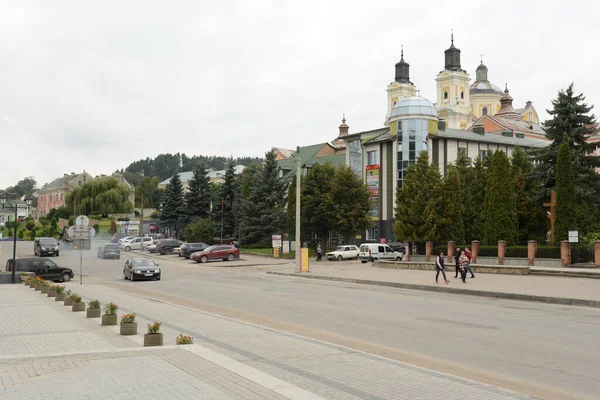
[394,152,442,242]
[555,143,576,241]
[5,177,37,197]
[436,167,465,243]
[159,173,185,237]
[184,165,211,223]
[301,163,336,243]
[242,149,287,245]
[236,163,262,243]
[483,151,518,244]
[328,165,371,241]
[184,219,217,243]
[219,161,238,239]
[66,177,133,216]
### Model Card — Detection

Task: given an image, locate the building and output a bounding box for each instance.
[37,171,94,217]
[0,199,32,227]
[158,165,246,191]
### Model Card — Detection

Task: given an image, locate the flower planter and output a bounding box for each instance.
[41,286,49,294]
[86,308,101,318]
[35,284,42,291]
[47,289,57,298]
[55,293,65,302]
[72,302,85,312]
[120,322,138,335]
[64,297,73,306]
[29,282,36,288]
[102,314,118,326]
[143,333,163,347]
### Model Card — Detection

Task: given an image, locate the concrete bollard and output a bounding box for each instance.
[425,241,433,262]
[447,241,456,264]
[527,240,537,266]
[498,240,507,265]
[560,240,571,266]
[471,241,480,264]
[595,241,600,268]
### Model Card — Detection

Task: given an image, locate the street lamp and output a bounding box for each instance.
[1,193,32,283]
[136,170,145,249]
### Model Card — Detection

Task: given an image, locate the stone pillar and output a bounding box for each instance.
[560,240,571,266]
[527,240,537,266]
[425,241,433,262]
[595,242,600,267]
[447,241,456,264]
[498,240,507,265]
[471,241,480,264]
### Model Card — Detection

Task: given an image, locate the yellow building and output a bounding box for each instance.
[385,48,418,124]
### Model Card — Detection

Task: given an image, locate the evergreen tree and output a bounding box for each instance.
[159,173,185,237]
[555,143,576,241]
[470,156,490,241]
[394,152,442,242]
[184,219,217,244]
[219,161,238,238]
[453,151,477,242]
[483,151,518,244]
[236,164,262,243]
[242,150,287,245]
[301,163,336,243]
[286,174,297,239]
[328,165,371,241]
[184,165,211,224]
[436,166,465,243]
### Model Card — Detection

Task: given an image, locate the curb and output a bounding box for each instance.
[267,272,600,309]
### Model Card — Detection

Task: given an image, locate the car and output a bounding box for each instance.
[5,258,74,282]
[156,239,184,255]
[120,237,153,251]
[387,242,407,254]
[97,243,121,259]
[191,245,239,263]
[34,237,60,257]
[122,258,161,281]
[358,243,404,263]
[326,245,360,261]
[2,237,23,241]
[118,236,134,245]
[146,242,160,253]
[179,242,210,259]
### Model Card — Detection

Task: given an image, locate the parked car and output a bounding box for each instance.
[5,258,74,282]
[191,245,239,263]
[179,243,210,259]
[387,242,407,254]
[358,243,404,263]
[156,239,184,255]
[326,245,360,261]
[118,236,135,245]
[97,243,121,259]
[120,237,154,251]
[146,241,161,253]
[34,237,60,257]
[122,258,161,281]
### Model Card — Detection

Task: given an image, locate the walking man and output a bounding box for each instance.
[454,247,462,278]
[436,251,449,284]
[465,247,475,278]
[316,244,322,262]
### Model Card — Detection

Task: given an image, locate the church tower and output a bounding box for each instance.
[435,33,472,130]
[386,47,418,124]
[469,57,504,118]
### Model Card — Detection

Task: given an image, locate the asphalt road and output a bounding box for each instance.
[2,239,599,400]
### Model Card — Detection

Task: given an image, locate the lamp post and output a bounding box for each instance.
[1,193,32,283]
[137,171,145,249]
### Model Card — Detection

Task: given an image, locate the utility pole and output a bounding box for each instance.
[220,198,224,244]
[295,154,301,273]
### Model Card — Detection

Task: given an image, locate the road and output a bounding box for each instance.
[2,239,599,400]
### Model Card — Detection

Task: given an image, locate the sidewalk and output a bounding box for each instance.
[0,284,535,400]
[268,263,600,308]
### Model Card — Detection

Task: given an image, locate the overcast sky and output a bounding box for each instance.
[1,0,598,189]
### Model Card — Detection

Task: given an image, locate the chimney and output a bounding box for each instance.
[71,172,75,176]
[338,114,349,137]
[63,173,69,178]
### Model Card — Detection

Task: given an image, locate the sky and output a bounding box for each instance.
[1,0,599,189]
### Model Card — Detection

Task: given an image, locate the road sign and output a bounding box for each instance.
[568,230,579,243]
[272,234,282,248]
[75,215,89,228]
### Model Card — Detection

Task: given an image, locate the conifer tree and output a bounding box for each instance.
[159,173,185,237]
[483,151,517,244]
[470,156,490,241]
[219,161,238,238]
[437,167,465,243]
[184,165,211,224]
[328,165,371,241]
[236,164,262,243]
[555,143,576,241]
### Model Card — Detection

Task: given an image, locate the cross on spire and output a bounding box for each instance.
[451,29,454,44]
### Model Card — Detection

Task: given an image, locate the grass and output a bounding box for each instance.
[242,248,296,259]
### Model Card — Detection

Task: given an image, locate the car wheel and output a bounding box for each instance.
[227,253,234,261]
[395,256,401,261]
[165,248,173,254]
[361,260,367,264]
[56,252,59,257]
[337,255,343,261]
[61,273,71,282]
[123,270,128,280]
[130,272,135,282]
[125,246,131,251]
[200,255,208,263]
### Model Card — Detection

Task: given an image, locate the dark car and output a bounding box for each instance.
[34,237,60,257]
[97,243,121,259]
[191,245,239,263]
[2,237,23,241]
[5,258,74,282]
[179,242,209,259]
[122,258,161,281]
[156,239,184,255]
[387,242,406,254]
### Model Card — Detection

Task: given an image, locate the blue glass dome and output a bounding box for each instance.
[390,96,438,119]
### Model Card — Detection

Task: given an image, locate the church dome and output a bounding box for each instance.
[470,80,504,95]
[389,96,438,119]
[476,62,488,72]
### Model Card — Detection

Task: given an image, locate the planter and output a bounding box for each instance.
[86,307,101,318]
[120,322,138,335]
[64,297,73,306]
[47,289,57,298]
[35,284,41,291]
[72,302,85,312]
[143,333,163,347]
[102,314,118,326]
[55,293,65,302]
[29,282,36,288]
[41,286,49,294]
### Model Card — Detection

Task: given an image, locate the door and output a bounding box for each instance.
[376,245,385,260]
[41,260,59,279]
[211,246,226,260]
[384,246,396,260]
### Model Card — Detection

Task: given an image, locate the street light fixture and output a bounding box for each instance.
[0,192,32,283]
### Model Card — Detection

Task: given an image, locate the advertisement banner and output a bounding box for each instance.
[366,165,380,217]
[282,241,290,254]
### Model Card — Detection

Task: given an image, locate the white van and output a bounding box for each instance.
[120,237,154,251]
[358,243,404,263]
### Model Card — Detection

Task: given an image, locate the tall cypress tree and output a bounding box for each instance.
[555,143,576,241]
[219,161,238,238]
[184,165,211,224]
[483,151,518,244]
[159,173,185,237]
[437,167,465,243]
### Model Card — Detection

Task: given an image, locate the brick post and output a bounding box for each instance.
[560,240,571,266]
[498,240,507,265]
[471,240,480,264]
[425,241,433,262]
[447,241,456,264]
[527,240,537,266]
[595,242,600,267]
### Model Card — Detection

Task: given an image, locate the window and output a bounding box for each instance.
[366,228,378,241]
[482,107,488,115]
[378,246,385,253]
[278,169,283,178]
[528,112,533,122]
[43,261,57,269]
[367,151,378,166]
[302,167,308,176]
[444,91,448,100]
[460,91,464,100]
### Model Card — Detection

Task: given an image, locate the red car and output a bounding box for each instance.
[191,245,239,263]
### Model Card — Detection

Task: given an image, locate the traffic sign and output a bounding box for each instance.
[75,215,89,228]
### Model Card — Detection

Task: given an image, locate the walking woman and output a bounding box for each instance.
[459,250,469,283]
[436,251,449,284]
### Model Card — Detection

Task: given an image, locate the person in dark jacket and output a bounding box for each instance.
[454,247,462,278]
[435,251,449,284]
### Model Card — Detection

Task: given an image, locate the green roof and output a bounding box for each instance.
[277,144,346,180]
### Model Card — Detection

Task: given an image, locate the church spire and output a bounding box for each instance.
[444,30,461,71]
[395,45,412,84]
[475,55,488,82]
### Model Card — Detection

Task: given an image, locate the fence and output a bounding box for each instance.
[432,244,561,259]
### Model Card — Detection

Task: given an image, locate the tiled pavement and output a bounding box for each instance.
[0,284,534,399]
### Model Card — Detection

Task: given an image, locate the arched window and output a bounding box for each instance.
[443,91,448,100]
[393,100,397,106]
[482,107,488,116]
[460,91,464,100]
[528,112,533,122]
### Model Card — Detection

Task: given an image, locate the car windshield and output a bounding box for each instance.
[204,245,217,252]
[132,259,155,267]
[40,239,57,245]
[106,244,120,249]
[335,246,346,251]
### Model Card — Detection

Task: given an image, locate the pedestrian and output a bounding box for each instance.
[316,244,322,261]
[454,247,462,278]
[435,251,449,284]
[459,250,469,283]
[465,247,475,278]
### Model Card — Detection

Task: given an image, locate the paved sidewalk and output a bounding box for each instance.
[0,284,535,400]
[269,263,600,307]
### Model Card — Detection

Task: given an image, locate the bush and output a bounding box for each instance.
[104,302,118,315]
[50,218,58,229]
[93,223,100,233]
[88,299,100,308]
[121,313,136,323]
[70,293,82,303]
[184,219,216,243]
[134,210,140,217]
[68,216,74,227]
[17,230,24,239]
[25,221,35,230]
[150,211,160,219]
[147,322,161,334]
